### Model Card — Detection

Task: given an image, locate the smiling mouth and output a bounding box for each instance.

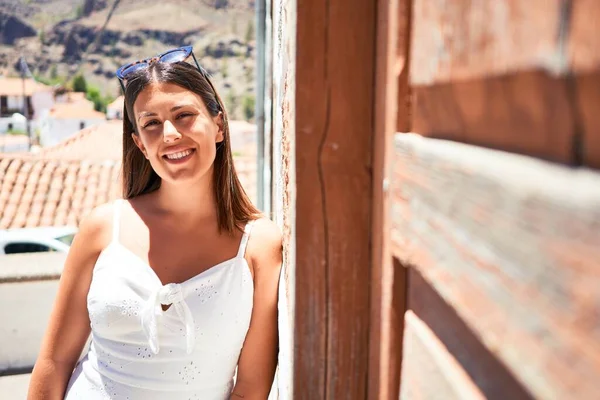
[163,148,195,161]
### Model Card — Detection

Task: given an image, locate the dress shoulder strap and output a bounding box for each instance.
[236,220,256,258]
[112,199,124,244]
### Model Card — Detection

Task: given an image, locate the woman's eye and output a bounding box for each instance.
[177,112,194,119]
[142,120,159,128]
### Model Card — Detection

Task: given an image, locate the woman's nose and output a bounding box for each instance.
[163,120,182,143]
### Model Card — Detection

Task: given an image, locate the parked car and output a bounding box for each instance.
[0,226,78,255]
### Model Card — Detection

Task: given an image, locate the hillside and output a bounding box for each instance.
[0,0,257,119]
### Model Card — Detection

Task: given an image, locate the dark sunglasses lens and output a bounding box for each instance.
[121,62,149,79]
[160,49,188,64]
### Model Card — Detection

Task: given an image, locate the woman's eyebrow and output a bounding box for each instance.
[170,104,195,112]
[137,111,157,122]
[137,104,195,122]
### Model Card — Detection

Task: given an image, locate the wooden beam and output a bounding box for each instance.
[390,258,407,398]
[407,0,600,166]
[411,71,575,163]
[396,0,412,133]
[405,268,534,400]
[295,0,377,398]
[400,310,487,400]
[368,0,401,398]
[569,0,600,168]
[391,134,600,399]
[409,0,565,86]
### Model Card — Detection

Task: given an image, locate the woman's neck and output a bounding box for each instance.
[153,176,217,225]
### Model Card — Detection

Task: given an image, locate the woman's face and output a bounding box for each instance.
[132,82,223,185]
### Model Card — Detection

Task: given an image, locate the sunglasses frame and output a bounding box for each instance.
[116,45,204,92]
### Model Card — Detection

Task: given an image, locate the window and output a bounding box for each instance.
[4,242,54,254]
[55,233,75,246]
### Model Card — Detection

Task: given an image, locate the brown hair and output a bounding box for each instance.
[121,61,260,234]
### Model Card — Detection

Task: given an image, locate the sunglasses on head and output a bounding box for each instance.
[116,45,207,92]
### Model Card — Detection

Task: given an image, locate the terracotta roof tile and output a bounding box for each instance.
[0,78,51,96]
[108,96,124,110]
[0,156,122,229]
[49,102,106,120]
[38,121,123,161]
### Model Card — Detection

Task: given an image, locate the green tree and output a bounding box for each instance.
[86,86,108,112]
[242,94,255,121]
[72,74,87,92]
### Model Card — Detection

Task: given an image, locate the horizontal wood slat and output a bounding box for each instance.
[569,0,600,73]
[400,309,485,400]
[406,267,535,400]
[410,0,565,86]
[391,133,600,399]
[574,71,600,168]
[411,71,575,163]
[408,0,600,167]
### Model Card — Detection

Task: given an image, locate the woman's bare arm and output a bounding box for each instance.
[27,204,113,399]
[231,218,283,400]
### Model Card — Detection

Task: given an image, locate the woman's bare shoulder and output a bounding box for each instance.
[75,200,120,253]
[247,217,283,269]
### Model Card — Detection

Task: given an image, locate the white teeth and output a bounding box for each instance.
[165,149,193,160]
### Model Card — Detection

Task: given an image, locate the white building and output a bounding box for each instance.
[106,96,124,120]
[39,100,106,147]
[0,77,53,134]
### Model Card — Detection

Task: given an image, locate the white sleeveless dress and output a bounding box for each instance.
[64,200,254,399]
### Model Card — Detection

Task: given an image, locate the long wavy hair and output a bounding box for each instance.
[121,61,260,234]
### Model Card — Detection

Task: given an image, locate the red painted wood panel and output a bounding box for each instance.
[400,310,485,400]
[410,0,564,86]
[295,0,376,398]
[411,71,575,163]
[391,134,600,399]
[408,0,600,167]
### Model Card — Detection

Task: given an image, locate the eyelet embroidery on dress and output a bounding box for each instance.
[194,281,215,303]
[121,299,141,317]
[95,343,137,371]
[137,345,153,359]
[179,360,200,385]
[68,218,255,398]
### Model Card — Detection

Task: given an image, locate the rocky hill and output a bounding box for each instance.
[0,0,257,120]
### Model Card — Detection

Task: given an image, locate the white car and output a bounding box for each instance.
[0,226,78,255]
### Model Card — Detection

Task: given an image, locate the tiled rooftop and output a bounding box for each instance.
[38,121,123,161]
[0,121,257,229]
[48,103,106,120]
[0,78,51,96]
[0,156,121,229]
[107,95,124,111]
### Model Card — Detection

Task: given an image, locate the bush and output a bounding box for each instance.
[72,74,87,92]
[242,94,255,121]
[34,73,64,87]
[86,85,112,113]
[7,128,27,136]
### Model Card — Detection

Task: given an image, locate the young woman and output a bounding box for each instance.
[28,46,282,399]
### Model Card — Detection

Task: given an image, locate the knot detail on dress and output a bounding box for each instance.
[157,283,184,305]
[141,282,196,355]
